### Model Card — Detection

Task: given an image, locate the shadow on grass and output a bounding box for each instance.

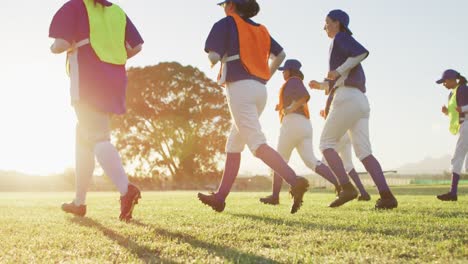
[307,185,468,196]
[228,212,463,241]
[131,220,279,264]
[422,210,468,219]
[69,217,176,264]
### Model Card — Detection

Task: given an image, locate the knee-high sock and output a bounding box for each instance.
[322,148,350,186]
[256,144,297,186]
[74,138,95,206]
[450,173,460,195]
[348,169,368,195]
[215,153,241,201]
[361,155,390,194]
[94,141,129,196]
[271,172,283,198]
[315,163,339,187]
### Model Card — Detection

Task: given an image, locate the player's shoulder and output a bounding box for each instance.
[335,32,354,44]
[53,0,83,19]
[65,0,84,8]
[213,16,235,27]
[287,77,303,85]
[285,77,305,89]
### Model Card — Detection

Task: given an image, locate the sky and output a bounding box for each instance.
[0,0,466,176]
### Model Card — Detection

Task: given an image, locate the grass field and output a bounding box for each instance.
[0,185,466,263]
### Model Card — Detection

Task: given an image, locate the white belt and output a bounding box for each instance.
[75,38,90,49]
[222,54,240,63]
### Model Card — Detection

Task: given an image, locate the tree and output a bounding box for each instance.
[112,62,231,184]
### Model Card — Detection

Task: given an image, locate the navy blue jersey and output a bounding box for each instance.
[329,32,368,92]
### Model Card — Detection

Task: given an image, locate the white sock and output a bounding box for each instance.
[74,138,95,206]
[94,141,129,196]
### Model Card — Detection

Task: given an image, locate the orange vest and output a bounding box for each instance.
[218,13,271,85]
[276,77,311,123]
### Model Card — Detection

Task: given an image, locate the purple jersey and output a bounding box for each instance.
[49,0,144,114]
[281,78,310,117]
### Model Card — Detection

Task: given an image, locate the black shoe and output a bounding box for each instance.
[120,184,141,222]
[259,195,279,205]
[198,192,226,212]
[358,193,371,201]
[375,196,398,210]
[329,183,358,208]
[62,201,86,217]
[289,177,309,214]
[436,192,458,202]
[334,185,342,198]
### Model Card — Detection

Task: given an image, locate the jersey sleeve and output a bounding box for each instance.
[49,1,78,43]
[335,32,369,58]
[125,16,144,48]
[270,36,284,56]
[204,17,230,56]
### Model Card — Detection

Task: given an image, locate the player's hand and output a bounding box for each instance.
[442,106,448,115]
[67,42,77,53]
[456,106,462,113]
[210,61,219,69]
[282,108,292,116]
[327,71,341,81]
[309,80,321,90]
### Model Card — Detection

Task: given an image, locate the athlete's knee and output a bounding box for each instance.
[225,135,246,153]
[320,138,337,153]
[343,163,354,173]
[321,147,337,156]
[247,135,267,156]
[76,127,110,148]
[226,144,245,153]
[356,149,372,161]
[451,158,464,175]
[253,143,269,158]
[304,160,318,171]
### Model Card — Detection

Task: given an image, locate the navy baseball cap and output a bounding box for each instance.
[328,9,352,35]
[217,0,246,5]
[436,69,460,84]
[279,59,302,71]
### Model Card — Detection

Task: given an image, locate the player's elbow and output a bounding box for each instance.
[127,44,143,59]
[50,39,71,54]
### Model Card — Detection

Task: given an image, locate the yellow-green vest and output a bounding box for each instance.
[83,0,127,65]
[448,85,460,135]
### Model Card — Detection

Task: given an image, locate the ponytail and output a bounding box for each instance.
[94,0,107,5]
[236,0,260,19]
[289,69,305,81]
[458,74,467,86]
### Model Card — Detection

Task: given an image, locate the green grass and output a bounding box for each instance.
[0,185,467,263]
